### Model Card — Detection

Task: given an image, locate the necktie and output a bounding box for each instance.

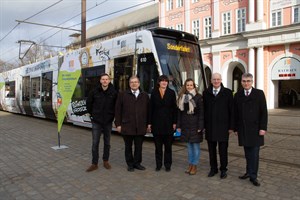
[133,91,137,98]
[246,90,249,96]
[213,89,218,96]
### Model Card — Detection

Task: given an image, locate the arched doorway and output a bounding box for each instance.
[232,67,244,93]
[204,66,212,86]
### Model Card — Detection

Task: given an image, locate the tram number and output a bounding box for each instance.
[140,57,147,63]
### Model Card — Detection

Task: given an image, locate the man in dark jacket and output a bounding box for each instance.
[234,73,268,187]
[85,73,117,172]
[115,76,149,172]
[203,73,234,179]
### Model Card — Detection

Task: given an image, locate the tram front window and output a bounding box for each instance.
[153,37,205,94]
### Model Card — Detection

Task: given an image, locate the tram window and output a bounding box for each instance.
[5,81,15,98]
[82,65,105,97]
[31,77,41,99]
[22,76,30,101]
[42,72,53,102]
[137,53,159,94]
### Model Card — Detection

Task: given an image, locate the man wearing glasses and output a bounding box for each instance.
[115,76,149,172]
[234,73,268,186]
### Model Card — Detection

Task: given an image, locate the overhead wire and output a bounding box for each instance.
[2,0,154,64]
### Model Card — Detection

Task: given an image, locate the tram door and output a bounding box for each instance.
[41,72,56,119]
[137,53,159,94]
[22,76,33,116]
[114,56,133,92]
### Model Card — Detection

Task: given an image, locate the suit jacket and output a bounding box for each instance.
[203,84,234,142]
[149,87,177,136]
[234,88,268,147]
[114,89,149,136]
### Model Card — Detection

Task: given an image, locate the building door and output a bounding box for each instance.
[232,67,243,93]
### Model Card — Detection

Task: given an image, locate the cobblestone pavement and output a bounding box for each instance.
[0,109,300,200]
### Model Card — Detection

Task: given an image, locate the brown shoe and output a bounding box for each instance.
[189,165,197,175]
[103,161,111,169]
[86,164,98,172]
[185,164,192,174]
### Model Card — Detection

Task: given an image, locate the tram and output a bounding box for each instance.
[0,27,207,128]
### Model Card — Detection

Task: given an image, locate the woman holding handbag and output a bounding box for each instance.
[177,78,204,175]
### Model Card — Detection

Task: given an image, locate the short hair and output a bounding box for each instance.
[129,75,140,83]
[157,75,169,85]
[100,73,110,79]
[242,73,253,79]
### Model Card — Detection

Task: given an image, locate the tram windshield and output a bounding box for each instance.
[153,37,205,94]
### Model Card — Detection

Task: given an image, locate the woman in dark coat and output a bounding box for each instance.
[149,75,177,172]
[177,78,204,175]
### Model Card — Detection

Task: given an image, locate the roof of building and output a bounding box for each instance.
[74,2,158,43]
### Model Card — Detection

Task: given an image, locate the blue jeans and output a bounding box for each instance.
[187,142,200,165]
[91,122,112,164]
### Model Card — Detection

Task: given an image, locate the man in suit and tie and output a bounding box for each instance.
[234,73,268,186]
[203,73,234,179]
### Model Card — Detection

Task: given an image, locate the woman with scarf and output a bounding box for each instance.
[177,78,204,175]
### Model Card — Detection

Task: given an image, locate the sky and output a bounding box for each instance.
[0,0,155,66]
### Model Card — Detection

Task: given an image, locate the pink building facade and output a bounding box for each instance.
[159,0,300,108]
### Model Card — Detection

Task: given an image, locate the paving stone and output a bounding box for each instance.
[0,110,300,199]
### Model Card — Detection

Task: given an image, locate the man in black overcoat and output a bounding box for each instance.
[234,73,268,187]
[203,73,234,179]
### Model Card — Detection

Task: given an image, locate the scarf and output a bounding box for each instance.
[178,89,196,114]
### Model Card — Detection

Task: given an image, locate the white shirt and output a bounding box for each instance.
[244,88,252,96]
[213,87,221,95]
[131,89,140,98]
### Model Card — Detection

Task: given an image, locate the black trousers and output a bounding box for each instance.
[207,141,228,172]
[91,122,112,164]
[244,146,260,180]
[122,135,144,167]
[153,134,173,169]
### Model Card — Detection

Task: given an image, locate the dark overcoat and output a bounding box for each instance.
[114,89,149,136]
[149,87,177,136]
[86,83,117,124]
[203,84,234,142]
[177,94,204,143]
[234,88,268,147]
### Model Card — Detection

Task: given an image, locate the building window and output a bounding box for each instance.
[192,19,200,38]
[222,12,231,35]
[237,8,246,33]
[204,17,212,39]
[177,0,183,8]
[192,0,199,3]
[176,24,184,31]
[293,6,300,23]
[272,10,282,27]
[167,26,174,29]
[167,0,173,11]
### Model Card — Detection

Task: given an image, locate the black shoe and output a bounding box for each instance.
[127,166,134,172]
[155,167,161,171]
[134,164,146,170]
[250,179,261,186]
[239,173,250,179]
[208,170,218,177]
[220,171,227,179]
[165,167,171,172]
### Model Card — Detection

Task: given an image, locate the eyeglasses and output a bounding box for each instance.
[242,80,252,83]
[130,81,139,84]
